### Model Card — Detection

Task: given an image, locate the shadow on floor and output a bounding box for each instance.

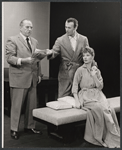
[3,114,106,148]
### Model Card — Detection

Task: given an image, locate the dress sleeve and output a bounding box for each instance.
[72,68,82,94]
[96,69,103,90]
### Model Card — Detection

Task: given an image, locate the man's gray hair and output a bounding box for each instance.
[19,19,32,27]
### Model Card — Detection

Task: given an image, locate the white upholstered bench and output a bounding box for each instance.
[33,96,120,126]
[33,96,120,142]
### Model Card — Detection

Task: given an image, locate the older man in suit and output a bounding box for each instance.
[48,18,90,98]
[5,19,46,139]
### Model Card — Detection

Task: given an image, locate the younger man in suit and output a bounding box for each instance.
[48,18,89,98]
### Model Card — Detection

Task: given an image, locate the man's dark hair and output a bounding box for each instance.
[66,18,78,28]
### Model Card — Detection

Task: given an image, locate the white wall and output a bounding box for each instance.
[3,2,50,77]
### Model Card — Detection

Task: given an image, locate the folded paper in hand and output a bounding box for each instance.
[32,49,47,60]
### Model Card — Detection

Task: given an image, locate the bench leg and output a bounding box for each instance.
[47,124,79,144]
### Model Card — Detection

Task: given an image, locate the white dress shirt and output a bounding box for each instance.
[69,32,79,51]
[20,32,32,46]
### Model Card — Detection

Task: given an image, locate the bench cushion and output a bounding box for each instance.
[46,101,72,110]
[108,96,120,112]
[33,96,120,126]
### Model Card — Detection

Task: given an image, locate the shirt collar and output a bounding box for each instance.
[82,63,93,72]
[82,64,87,68]
[20,32,30,41]
[69,32,78,40]
[82,64,91,70]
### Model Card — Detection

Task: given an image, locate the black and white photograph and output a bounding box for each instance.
[2,1,120,148]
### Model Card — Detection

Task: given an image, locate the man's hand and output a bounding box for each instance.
[46,49,53,55]
[21,57,35,64]
[37,76,41,84]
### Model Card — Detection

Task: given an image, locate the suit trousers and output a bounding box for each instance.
[10,86,37,131]
[58,78,73,98]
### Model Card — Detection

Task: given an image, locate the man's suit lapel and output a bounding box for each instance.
[18,34,33,53]
[18,34,28,49]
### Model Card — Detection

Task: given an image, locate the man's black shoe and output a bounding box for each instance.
[24,128,42,134]
[11,130,19,140]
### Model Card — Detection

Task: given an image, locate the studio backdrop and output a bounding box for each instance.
[49,2,120,98]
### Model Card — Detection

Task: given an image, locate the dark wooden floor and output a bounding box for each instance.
[3,114,105,148]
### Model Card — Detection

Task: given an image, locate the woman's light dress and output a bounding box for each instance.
[72,64,120,148]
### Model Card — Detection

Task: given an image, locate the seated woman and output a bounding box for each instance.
[72,46,120,148]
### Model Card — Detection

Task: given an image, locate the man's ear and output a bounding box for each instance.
[75,25,78,31]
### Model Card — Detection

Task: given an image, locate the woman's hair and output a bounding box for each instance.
[82,46,95,57]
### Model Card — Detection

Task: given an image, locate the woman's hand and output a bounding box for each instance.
[75,101,81,109]
[80,102,83,108]
[91,66,98,76]
[73,93,81,109]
